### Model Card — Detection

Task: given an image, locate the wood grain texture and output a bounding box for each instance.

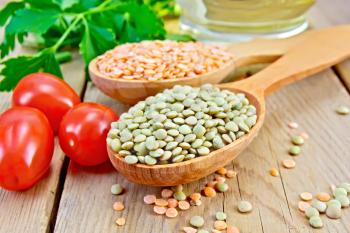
[0,50,85,233]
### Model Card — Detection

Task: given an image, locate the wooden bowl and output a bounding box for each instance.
[89,58,235,105]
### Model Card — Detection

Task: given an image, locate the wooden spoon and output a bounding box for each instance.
[108,25,350,186]
[89,27,331,105]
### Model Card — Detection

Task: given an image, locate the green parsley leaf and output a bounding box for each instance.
[0,49,62,91]
[6,8,61,34]
[0,1,25,26]
[1,8,61,57]
[79,20,117,63]
[115,3,165,41]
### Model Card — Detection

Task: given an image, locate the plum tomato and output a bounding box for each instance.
[0,107,54,191]
[58,102,118,166]
[12,72,80,133]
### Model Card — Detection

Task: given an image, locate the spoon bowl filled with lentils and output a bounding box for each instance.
[89,40,234,104]
[106,83,262,186]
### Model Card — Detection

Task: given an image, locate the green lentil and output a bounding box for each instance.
[175,134,184,143]
[305,207,319,218]
[197,146,210,156]
[121,142,134,150]
[336,105,350,115]
[215,182,229,192]
[190,216,205,228]
[179,125,192,135]
[153,129,167,140]
[222,134,232,144]
[172,147,182,156]
[145,155,157,165]
[193,124,206,137]
[192,139,204,149]
[179,142,191,150]
[333,187,347,198]
[149,149,164,158]
[107,84,257,165]
[166,141,178,150]
[338,182,350,192]
[237,201,253,213]
[160,151,172,161]
[215,211,227,221]
[311,200,327,213]
[172,154,185,163]
[111,184,123,195]
[134,134,146,143]
[336,195,350,208]
[124,155,138,164]
[291,136,305,145]
[174,191,186,201]
[288,146,301,156]
[309,216,323,229]
[110,139,121,152]
[327,199,342,209]
[119,150,131,156]
[168,129,179,137]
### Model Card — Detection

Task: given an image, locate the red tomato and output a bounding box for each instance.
[0,107,54,191]
[12,72,81,133]
[58,103,118,166]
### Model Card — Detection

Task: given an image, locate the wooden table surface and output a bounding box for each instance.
[1,1,350,233]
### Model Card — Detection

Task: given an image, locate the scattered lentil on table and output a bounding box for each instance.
[305,207,319,218]
[113,201,125,211]
[190,215,205,228]
[326,204,342,219]
[143,194,156,204]
[153,206,167,215]
[269,168,279,177]
[288,122,299,129]
[336,105,350,115]
[215,211,227,221]
[237,200,253,213]
[115,217,126,226]
[298,201,311,212]
[111,184,123,195]
[300,192,313,201]
[333,187,347,198]
[317,192,331,202]
[203,186,217,197]
[165,207,178,218]
[178,200,191,210]
[107,84,258,165]
[288,145,301,155]
[291,135,305,146]
[311,200,327,213]
[96,40,232,81]
[309,216,323,229]
[227,226,240,233]
[282,159,296,169]
[214,220,227,230]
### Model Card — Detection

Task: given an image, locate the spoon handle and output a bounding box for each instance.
[228,29,318,68]
[222,25,350,96]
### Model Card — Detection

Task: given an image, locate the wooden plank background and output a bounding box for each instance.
[1,0,350,232]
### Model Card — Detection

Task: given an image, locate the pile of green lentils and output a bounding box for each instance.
[106,84,257,165]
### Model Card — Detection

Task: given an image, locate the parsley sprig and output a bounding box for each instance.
[0,0,169,91]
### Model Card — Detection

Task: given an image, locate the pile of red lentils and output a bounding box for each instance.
[96,40,232,81]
